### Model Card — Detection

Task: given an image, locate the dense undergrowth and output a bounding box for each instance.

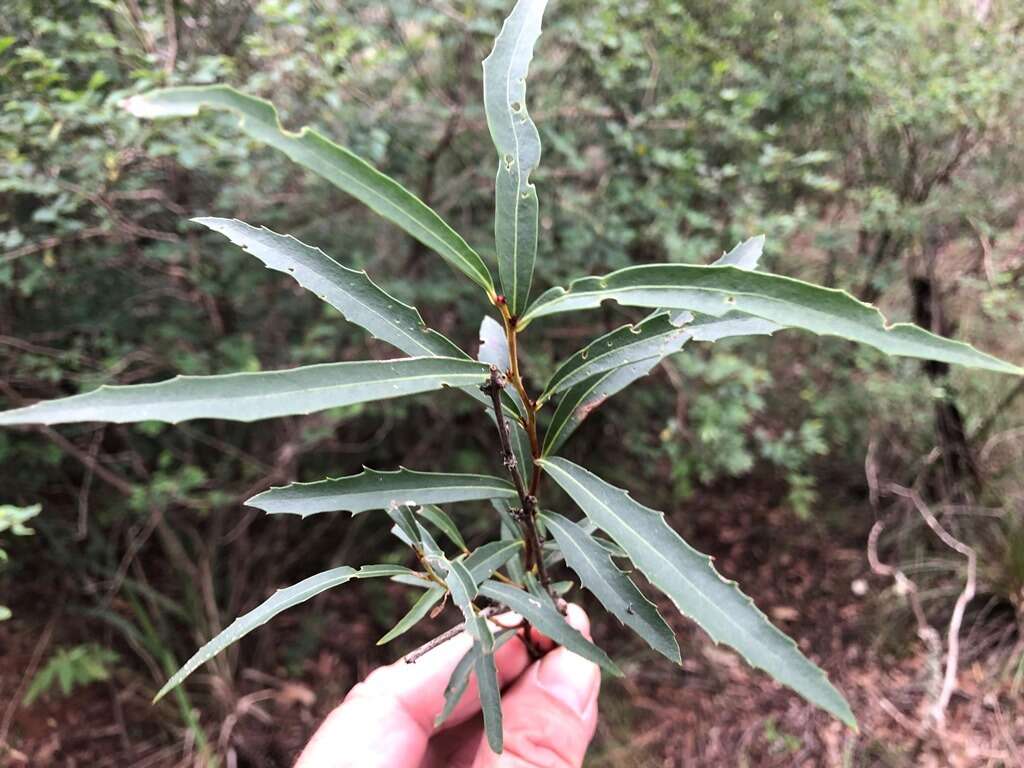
[1,1,1023,765]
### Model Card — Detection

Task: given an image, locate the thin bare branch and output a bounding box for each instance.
[404,606,506,664]
[885,483,977,727]
[481,366,549,587]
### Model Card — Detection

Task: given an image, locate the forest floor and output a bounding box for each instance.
[1,476,1021,767]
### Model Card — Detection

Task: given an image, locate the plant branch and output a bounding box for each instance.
[482,366,531,501]
[481,365,549,587]
[404,606,505,663]
[499,307,542,471]
[885,483,977,728]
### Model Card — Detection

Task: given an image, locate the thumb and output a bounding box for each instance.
[475,606,600,768]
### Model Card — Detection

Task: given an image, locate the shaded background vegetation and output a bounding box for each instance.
[1,0,1023,765]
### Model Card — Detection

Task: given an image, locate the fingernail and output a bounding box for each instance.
[536,649,599,715]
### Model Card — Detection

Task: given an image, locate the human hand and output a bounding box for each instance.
[294,604,600,768]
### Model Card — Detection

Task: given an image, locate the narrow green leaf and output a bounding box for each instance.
[386,505,420,544]
[689,312,780,342]
[195,220,516,431]
[540,512,679,663]
[540,311,692,402]
[541,310,781,455]
[550,580,574,596]
[378,587,444,646]
[712,235,764,270]
[392,522,446,567]
[390,573,436,590]
[538,457,856,727]
[482,0,549,313]
[448,559,480,604]
[389,523,415,549]
[414,505,467,552]
[155,564,400,701]
[195,218,465,358]
[416,522,446,562]
[443,558,493,653]
[523,571,556,609]
[478,580,621,676]
[353,564,418,579]
[542,362,657,456]
[508,414,533,474]
[478,315,528,417]
[520,264,1021,375]
[476,644,504,754]
[124,86,495,294]
[246,468,516,518]
[436,641,480,728]
[573,519,628,559]
[544,533,625,561]
[494,500,528,584]
[478,316,511,372]
[435,629,516,729]
[0,357,491,426]
[465,540,524,583]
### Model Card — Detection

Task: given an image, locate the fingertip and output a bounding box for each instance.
[535,645,601,716]
[563,603,591,639]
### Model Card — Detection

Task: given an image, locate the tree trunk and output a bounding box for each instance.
[910,273,981,500]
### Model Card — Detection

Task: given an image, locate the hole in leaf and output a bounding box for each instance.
[510,101,522,112]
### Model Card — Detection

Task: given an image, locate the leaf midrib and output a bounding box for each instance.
[298,260,445,356]
[542,375,605,454]
[543,321,686,400]
[89,370,485,406]
[542,358,660,455]
[281,481,517,500]
[503,9,533,306]
[259,120,488,287]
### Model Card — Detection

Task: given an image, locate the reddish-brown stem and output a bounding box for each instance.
[498,308,544,492]
[482,311,550,589]
[481,367,548,587]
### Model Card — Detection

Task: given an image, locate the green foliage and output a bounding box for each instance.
[3,0,1024,756]
[155,564,414,701]
[540,511,679,662]
[246,468,516,517]
[521,264,1020,374]
[539,456,854,726]
[0,357,490,425]
[0,503,41,620]
[23,644,119,705]
[0,503,40,542]
[195,218,468,359]
[123,86,496,294]
[659,351,769,494]
[482,0,546,314]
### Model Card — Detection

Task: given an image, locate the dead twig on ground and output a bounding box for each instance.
[885,483,977,729]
